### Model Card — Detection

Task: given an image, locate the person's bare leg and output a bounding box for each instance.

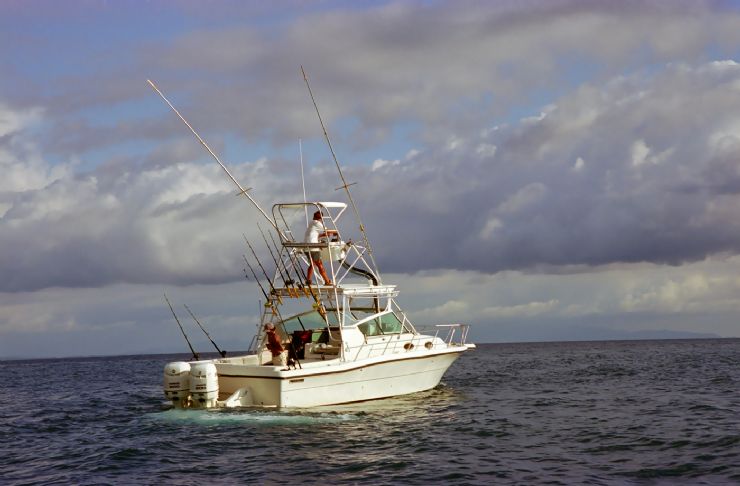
[306,261,314,285]
[317,260,332,286]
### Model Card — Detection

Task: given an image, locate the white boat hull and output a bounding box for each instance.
[215,347,466,408]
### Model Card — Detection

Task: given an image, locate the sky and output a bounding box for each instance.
[2,0,740,358]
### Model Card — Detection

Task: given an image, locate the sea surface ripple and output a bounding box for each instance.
[1,339,739,485]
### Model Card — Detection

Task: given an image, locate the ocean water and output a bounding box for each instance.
[1,339,739,485]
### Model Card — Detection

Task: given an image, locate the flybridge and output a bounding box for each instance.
[271,201,380,291]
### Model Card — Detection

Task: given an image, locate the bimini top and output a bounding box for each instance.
[277,202,347,209]
[274,201,348,223]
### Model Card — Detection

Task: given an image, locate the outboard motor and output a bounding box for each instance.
[164,361,191,408]
[189,362,219,408]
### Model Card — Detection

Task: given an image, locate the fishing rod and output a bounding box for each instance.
[251,222,329,333]
[281,234,329,320]
[243,254,270,303]
[288,244,331,325]
[184,304,227,358]
[244,236,282,304]
[300,66,381,283]
[164,293,199,360]
[243,255,302,370]
[147,79,281,235]
[266,224,303,292]
[257,221,295,295]
[279,234,309,296]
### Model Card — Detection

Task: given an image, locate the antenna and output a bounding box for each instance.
[300,66,381,282]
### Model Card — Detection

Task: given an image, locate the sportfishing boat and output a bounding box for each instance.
[151,73,474,409]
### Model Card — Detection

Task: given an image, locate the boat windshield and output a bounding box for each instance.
[351,310,407,336]
[279,308,409,336]
[280,310,340,334]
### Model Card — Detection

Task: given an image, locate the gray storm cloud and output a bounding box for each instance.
[2,61,740,293]
[362,61,740,273]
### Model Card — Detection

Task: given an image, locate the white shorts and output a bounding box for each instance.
[272,351,287,366]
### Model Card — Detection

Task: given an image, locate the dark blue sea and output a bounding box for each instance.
[2,339,739,485]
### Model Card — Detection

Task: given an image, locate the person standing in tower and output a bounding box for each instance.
[304,210,333,286]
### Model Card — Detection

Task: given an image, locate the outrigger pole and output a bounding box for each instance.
[146,79,279,233]
[164,293,200,360]
[300,66,381,283]
[184,304,227,358]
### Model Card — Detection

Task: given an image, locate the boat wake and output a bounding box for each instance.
[148,408,359,426]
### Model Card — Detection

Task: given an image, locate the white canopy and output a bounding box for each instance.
[277,201,347,209]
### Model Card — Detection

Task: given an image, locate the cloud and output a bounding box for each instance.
[5,259,740,357]
[358,60,740,274]
[5,59,740,291]
[12,1,739,157]
[0,104,75,220]
[573,157,585,171]
[371,259,740,344]
[481,299,559,319]
[371,157,400,171]
[0,282,263,357]
[0,102,43,138]
[413,299,469,324]
[0,108,302,292]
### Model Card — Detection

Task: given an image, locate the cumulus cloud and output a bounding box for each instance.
[357,60,740,274]
[371,158,400,171]
[481,299,560,319]
[0,105,71,194]
[6,59,740,291]
[0,103,43,138]
[0,107,306,292]
[11,1,739,156]
[396,258,740,335]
